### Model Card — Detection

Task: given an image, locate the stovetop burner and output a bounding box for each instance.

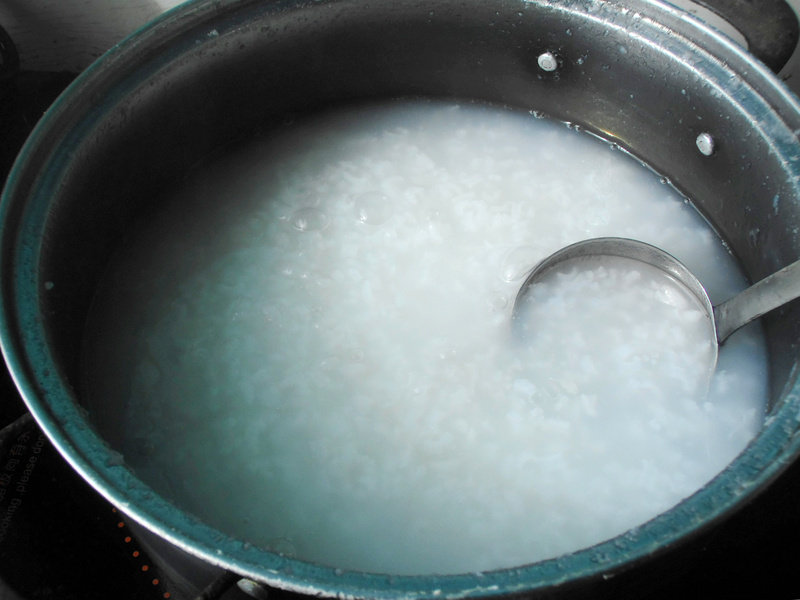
[0,401,175,600]
[2,32,800,600]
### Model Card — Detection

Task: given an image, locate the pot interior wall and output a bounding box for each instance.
[34,0,800,417]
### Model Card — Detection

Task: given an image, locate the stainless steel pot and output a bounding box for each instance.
[2,0,800,598]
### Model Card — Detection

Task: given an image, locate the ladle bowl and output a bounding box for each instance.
[512,237,800,369]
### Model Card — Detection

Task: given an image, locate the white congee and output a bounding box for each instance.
[83,101,767,575]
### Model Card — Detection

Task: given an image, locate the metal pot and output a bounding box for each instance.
[2,0,800,597]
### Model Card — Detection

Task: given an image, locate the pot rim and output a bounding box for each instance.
[2,0,800,598]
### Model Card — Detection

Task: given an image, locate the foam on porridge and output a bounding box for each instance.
[82,100,767,575]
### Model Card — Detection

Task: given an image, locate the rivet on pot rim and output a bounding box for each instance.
[696,132,715,156]
[538,51,558,72]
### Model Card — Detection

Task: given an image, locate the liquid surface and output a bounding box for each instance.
[83,101,767,575]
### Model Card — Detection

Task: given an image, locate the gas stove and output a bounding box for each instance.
[2,7,800,600]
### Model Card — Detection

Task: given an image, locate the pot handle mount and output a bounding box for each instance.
[692,0,799,74]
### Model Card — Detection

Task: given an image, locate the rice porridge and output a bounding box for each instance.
[82,100,767,575]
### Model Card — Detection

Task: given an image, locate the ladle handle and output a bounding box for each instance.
[714,258,800,343]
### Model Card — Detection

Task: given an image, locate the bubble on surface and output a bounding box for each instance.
[290,207,328,231]
[354,191,393,225]
[501,246,539,282]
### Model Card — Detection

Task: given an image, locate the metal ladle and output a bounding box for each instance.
[512,237,800,367]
